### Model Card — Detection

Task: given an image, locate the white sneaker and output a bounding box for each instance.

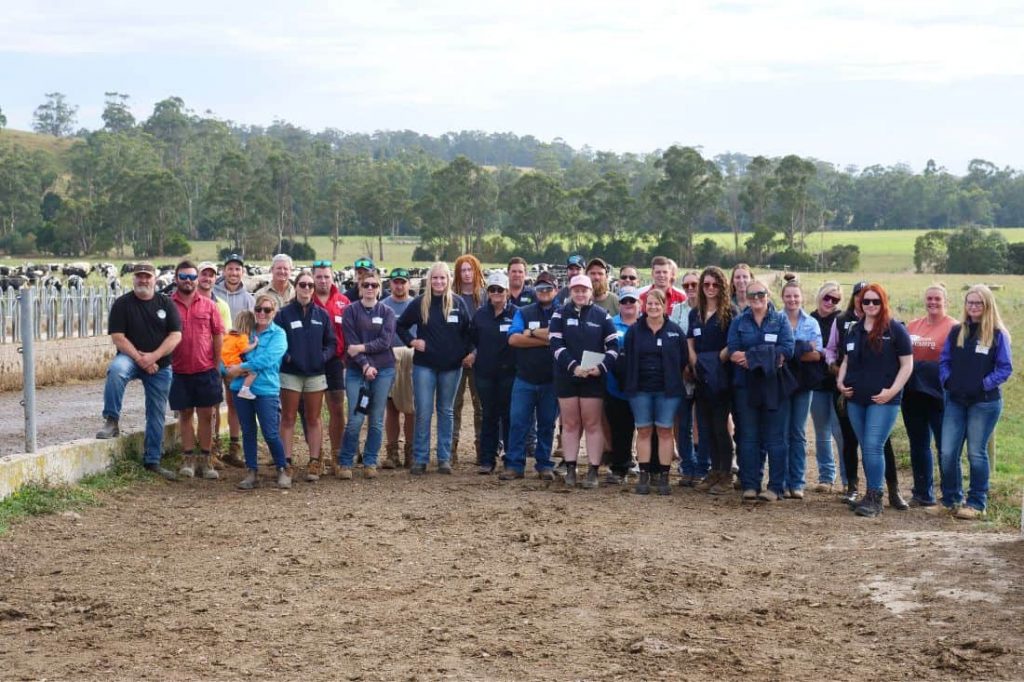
[237,386,256,400]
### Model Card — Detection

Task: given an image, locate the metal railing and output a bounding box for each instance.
[0,285,119,344]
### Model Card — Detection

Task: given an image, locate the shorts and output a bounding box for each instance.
[628,391,682,428]
[169,368,224,410]
[280,372,328,393]
[389,346,415,413]
[325,356,346,392]
[554,375,605,400]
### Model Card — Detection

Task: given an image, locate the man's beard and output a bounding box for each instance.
[592,280,608,299]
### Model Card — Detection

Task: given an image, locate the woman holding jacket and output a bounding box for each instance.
[338,270,396,479]
[549,274,618,489]
[727,279,794,503]
[938,285,1012,519]
[621,289,687,496]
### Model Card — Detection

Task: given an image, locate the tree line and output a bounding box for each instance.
[1,92,1022,270]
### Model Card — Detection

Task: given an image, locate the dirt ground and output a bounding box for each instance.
[2,400,1024,680]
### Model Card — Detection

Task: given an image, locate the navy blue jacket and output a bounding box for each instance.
[727,308,794,389]
[940,324,1012,405]
[549,302,618,381]
[619,316,686,397]
[843,320,913,406]
[396,294,474,371]
[275,300,336,376]
[471,300,517,379]
[509,286,537,308]
[508,302,556,385]
[342,301,396,371]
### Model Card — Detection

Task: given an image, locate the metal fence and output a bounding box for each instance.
[0,285,118,344]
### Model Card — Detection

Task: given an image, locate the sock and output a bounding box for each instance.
[639,462,651,473]
[200,449,210,456]
[229,437,239,443]
[182,449,194,457]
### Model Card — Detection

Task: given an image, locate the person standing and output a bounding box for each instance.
[452,254,485,463]
[470,272,517,474]
[338,270,396,478]
[604,286,640,485]
[555,254,586,306]
[344,257,375,302]
[902,284,957,507]
[311,260,351,476]
[731,264,754,312]
[670,270,702,487]
[809,281,844,492]
[396,262,474,474]
[213,253,255,467]
[96,262,182,480]
[937,285,1012,519]
[168,260,225,480]
[381,267,416,468]
[255,253,295,310]
[640,256,687,314]
[500,272,559,481]
[586,258,619,316]
[836,284,914,517]
[507,257,535,308]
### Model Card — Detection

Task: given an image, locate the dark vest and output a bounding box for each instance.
[514,303,555,385]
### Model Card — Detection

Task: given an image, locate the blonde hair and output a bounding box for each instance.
[815,281,841,306]
[234,309,256,336]
[420,261,454,325]
[645,288,667,309]
[956,284,1008,350]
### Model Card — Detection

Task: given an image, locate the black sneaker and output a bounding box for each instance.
[841,484,860,508]
[144,462,178,481]
[855,489,884,518]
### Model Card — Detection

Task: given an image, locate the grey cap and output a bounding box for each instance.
[617,286,640,302]
[485,272,509,290]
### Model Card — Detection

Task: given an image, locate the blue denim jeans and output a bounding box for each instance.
[939,397,1001,511]
[102,353,172,465]
[810,390,843,484]
[339,367,395,467]
[783,389,813,492]
[900,391,943,504]
[845,401,900,493]
[675,394,705,477]
[505,377,558,473]
[474,372,515,470]
[733,388,788,495]
[233,391,287,470]
[412,365,462,465]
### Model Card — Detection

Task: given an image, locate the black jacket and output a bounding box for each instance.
[618,316,686,397]
[396,294,474,371]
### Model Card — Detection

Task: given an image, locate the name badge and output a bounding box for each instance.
[334,315,343,324]
[311,320,322,326]
[290,320,302,329]
[567,318,579,326]
[846,342,855,352]
[447,314,459,323]
[693,328,702,337]
[976,345,990,355]
[521,297,532,303]
[764,333,778,343]
[529,321,541,330]
[657,338,663,347]
[372,316,383,325]
[499,324,510,332]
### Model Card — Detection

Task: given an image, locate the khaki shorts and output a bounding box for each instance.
[279,372,328,393]
[389,346,415,414]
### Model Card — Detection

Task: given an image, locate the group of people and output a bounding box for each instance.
[96,251,1011,519]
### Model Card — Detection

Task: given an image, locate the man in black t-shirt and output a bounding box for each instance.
[97,262,183,480]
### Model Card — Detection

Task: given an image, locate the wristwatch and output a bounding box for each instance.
[527,328,533,338]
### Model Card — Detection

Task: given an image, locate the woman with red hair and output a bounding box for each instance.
[452,254,485,462]
[836,284,914,518]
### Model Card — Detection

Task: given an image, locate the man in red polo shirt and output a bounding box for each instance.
[640,255,687,314]
[312,260,351,476]
[169,260,225,480]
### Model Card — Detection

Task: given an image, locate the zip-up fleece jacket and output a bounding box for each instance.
[618,316,687,397]
[396,293,474,371]
[940,323,1012,405]
[230,322,287,397]
[275,300,336,376]
[342,301,396,371]
[549,302,618,381]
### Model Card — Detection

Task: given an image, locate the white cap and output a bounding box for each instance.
[486,272,509,290]
[197,261,218,273]
[569,274,593,290]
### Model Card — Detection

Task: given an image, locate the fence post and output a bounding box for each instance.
[19,287,37,453]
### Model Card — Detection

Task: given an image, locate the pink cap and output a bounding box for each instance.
[569,274,593,290]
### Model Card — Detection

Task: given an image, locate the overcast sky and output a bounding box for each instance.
[3,0,1023,173]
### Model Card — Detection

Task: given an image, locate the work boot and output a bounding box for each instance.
[657,472,672,496]
[305,459,321,483]
[382,444,399,470]
[144,462,178,481]
[223,439,245,468]
[582,465,600,489]
[438,461,453,475]
[96,417,120,439]
[694,472,717,493]
[336,466,353,480]
[209,440,225,470]
[634,471,651,495]
[710,472,733,495]
[198,455,220,480]
[563,463,577,488]
[603,471,624,486]
[888,487,909,511]
[364,465,378,480]
[276,467,292,489]
[178,455,196,479]
[236,469,259,490]
[855,489,883,518]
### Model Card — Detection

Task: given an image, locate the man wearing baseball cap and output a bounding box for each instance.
[555,254,586,307]
[381,267,416,468]
[586,257,618,316]
[345,257,375,302]
[196,261,232,469]
[214,254,255,327]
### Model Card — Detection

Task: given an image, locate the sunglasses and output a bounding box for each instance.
[296,281,315,289]
[487,286,506,294]
[361,282,380,289]
[620,299,638,305]
[177,273,198,281]
[748,291,768,299]
[255,306,274,314]
[312,260,332,268]
[702,281,719,289]
[823,295,841,305]
[965,300,984,307]
[620,275,638,281]
[683,282,699,289]
[861,298,881,306]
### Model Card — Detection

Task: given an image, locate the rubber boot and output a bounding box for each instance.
[563,463,577,488]
[657,471,672,496]
[634,471,651,495]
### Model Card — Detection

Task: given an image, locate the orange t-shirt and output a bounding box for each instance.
[221,332,251,367]
[906,316,957,363]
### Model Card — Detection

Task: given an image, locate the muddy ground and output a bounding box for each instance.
[1,397,1023,680]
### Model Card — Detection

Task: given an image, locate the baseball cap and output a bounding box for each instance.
[198,261,217,274]
[224,253,244,267]
[133,262,156,275]
[354,258,374,270]
[389,267,410,281]
[569,274,593,290]
[586,257,609,272]
[617,286,639,302]
[534,271,557,290]
[567,254,585,268]
[852,281,869,296]
[486,272,509,290]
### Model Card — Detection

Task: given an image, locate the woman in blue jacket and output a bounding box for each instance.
[226,293,290,490]
[937,285,1012,519]
[396,262,474,474]
[727,279,794,503]
[621,288,686,496]
[275,270,336,483]
[780,277,823,499]
[470,272,517,474]
[549,274,618,489]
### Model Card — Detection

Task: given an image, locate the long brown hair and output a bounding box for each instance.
[860,283,891,352]
[698,266,733,331]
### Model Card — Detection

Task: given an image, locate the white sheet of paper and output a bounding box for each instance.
[580,350,605,370]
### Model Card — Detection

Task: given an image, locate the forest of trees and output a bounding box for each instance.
[1,92,1023,269]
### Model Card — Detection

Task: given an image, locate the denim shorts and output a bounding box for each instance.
[628,391,681,428]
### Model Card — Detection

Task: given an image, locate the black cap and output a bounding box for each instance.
[534,271,557,289]
[852,281,869,296]
[224,253,244,267]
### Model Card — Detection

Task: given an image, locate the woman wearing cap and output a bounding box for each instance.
[937,285,1012,519]
[605,286,640,484]
[381,268,416,468]
[470,272,517,474]
[837,283,914,517]
[397,262,475,474]
[227,293,291,490]
[452,254,486,463]
[619,288,687,496]
[275,270,336,483]
[549,274,619,489]
[780,276,823,499]
[727,279,794,502]
[337,270,396,479]
[809,282,844,492]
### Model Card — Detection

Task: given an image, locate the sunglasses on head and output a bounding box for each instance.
[312,260,332,268]
[748,290,768,299]
[255,306,274,314]
[361,282,380,289]
[296,281,315,289]
[487,286,505,294]
[861,297,881,306]
[177,273,198,281]
[823,295,841,305]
